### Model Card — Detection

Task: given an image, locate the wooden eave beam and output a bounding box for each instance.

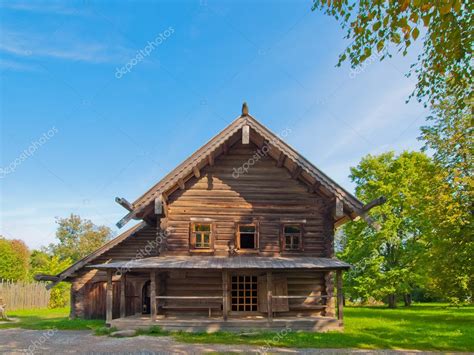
[178,178,185,190]
[291,165,303,180]
[222,142,229,155]
[115,197,133,212]
[208,153,214,166]
[276,152,285,167]
[193,165,201,178]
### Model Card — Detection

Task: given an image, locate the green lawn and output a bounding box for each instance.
[0,307,104,331]
[1,303,472,352]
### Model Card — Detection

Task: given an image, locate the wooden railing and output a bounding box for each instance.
[267,293,328,321]
[155,296,224,317]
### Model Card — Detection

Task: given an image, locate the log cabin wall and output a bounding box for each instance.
[70,225,159,319]
[162,141,334,257]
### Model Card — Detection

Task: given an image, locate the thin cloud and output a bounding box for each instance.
[0,29,130,64]
[0,1,90,16]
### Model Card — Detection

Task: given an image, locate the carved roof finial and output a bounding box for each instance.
[242,102,249,116]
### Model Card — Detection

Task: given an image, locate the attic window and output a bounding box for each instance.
[190,223,212,249]
[237,224,258,250]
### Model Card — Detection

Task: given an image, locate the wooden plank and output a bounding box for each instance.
[106,270,113,324]
[222,270,228,320]
[267,271,273,322]
[242,125,250,144]
[335,197,344,219]
[120,274,126,318]
[150,271,157,321]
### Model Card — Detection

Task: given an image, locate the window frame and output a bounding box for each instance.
[235,223,259,251]
[281,223,304,252]
[189,222,214,251]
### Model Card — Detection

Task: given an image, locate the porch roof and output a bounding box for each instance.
[89,256,351,270]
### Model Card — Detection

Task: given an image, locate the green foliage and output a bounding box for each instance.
[0,237,30,281]
[48,214,112,263]
[135,325,169,336]
[341,150,472,304]
[341,151,438,305]
[312,0,473,112]
[30,253,73,308]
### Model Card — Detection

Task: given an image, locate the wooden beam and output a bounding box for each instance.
[115,197,133,212]
[222,142,229,155]
[178,178,185,190]
[120,273,126,318]
[116,210,139,229]
[154,196,163,215]
[150,271,157,321]
[276,152,285,167]
[266,271,273,322]
[308,181,321,193]
[208,153,214,166]
[336,270,343,322]
[106,270,113,325]
[193,166,201,179]
[222,270,228,321]
[335,197,344,219]
[242,125,250,144]
[291,165,302,179]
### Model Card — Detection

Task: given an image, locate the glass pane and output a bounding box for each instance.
[239,225,255,233]
[285,225,300,233]
[194,224,211,231]
[240,234,255,249]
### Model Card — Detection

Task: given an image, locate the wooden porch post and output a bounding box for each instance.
[266,271,273,322]
[150,270,157,321]
[106,270,113,325]
[222,270,228,320]
[120,273,126,318]
[336,270,343,322]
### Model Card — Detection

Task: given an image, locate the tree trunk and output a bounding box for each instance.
[403,294,412,307]
[388,294,397,308]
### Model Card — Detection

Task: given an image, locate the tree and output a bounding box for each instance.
[0,237,30,281]
[31,252,73,308]
[340,151,443,307]
[49,214,112,263]
[312,0,473,113]
[419,99,473,302]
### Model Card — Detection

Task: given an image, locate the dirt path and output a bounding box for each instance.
[0,329,433,354]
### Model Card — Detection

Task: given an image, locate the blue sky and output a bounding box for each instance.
[0,0,427,249]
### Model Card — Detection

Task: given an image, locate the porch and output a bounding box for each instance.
[89,256,349,332]
[110,314,342,332]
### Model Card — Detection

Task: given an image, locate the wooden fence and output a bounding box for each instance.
[0,280,50,310]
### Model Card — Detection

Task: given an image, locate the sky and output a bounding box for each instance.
[0,0,427,249]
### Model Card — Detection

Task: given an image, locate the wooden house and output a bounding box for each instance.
[38,104,382,332]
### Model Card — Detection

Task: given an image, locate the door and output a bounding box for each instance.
[141,281,151,314]
[257,274,289,313]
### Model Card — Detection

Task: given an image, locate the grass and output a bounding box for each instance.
[0,307,104,331]
[173,303,474,352]
[0,303,472,351]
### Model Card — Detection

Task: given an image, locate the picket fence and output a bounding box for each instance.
[0,280,50,310]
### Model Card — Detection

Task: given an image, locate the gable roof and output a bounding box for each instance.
[35,222,148,288]
[131,112,364,219]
